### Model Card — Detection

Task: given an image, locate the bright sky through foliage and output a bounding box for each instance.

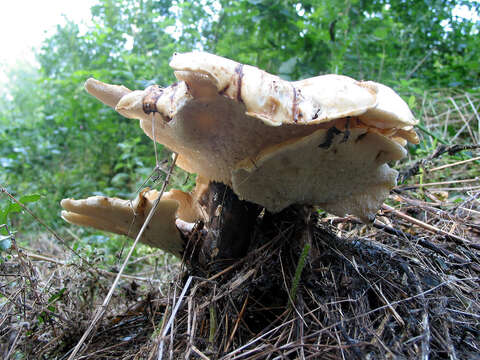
[0,0,97,83]
[0,0,478,85]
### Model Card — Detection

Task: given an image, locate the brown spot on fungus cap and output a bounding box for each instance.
[232,128,406,222]
[170,53,380,126]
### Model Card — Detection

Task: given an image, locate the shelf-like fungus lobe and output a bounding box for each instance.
[62,52,419,253]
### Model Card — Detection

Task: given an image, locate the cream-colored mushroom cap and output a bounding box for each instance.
[359,81,418,129]
[61,188,188,256]
[85,53,416,184]
[170,52,379,126]
[84,78,131,108]
[82,51,419,221]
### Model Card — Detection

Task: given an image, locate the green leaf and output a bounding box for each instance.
[0,204,18,235]
[48,288,66,304]
[373,27,388,40]
[19,194,41,204]
[289,243,310,305]
[5,203,21,215]
[408,95,417,109]
[0,194,39,235]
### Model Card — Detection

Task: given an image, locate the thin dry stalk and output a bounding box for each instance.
[0,187,91,266]
[2,90,479,359]
[429,156,480,172]
[449,96,476,142]
[157,275,193,359]
[464,93,480,141]
[67,153,178,360]
[381,204,473,246]
[225,295,249,353]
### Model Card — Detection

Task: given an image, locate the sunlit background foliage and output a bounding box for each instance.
[1,0,479,237]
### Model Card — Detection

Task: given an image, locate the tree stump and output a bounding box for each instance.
[183,181,315,275]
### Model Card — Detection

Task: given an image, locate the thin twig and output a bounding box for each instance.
[5,324,24,360]
[464,93,480,142]
[425,186,480,191]
[17,250,164,282]
[429,156,480,172]
[381,204,474,247]
[449,96,476,142]
[225,294,249,352]
[191,345,210,360]
[67,153,178,360]
[158,275,194,360]
[406,49,434,79]
[396,178,478,189]
[222,277,477,359]
[0,187,92,267]
[399,144,480,182]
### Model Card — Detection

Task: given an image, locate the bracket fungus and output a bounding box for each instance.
[61,52,418,256]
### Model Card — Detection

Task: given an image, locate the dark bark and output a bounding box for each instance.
[185,182,262,269]
[182,181,318,277]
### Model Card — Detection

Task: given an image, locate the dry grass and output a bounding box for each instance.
[1,90,479,359]
[419,89,480,145]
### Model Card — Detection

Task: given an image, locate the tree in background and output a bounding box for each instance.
[1,0,478,231]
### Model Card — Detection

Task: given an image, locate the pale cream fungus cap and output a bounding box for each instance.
[62,52,419,253]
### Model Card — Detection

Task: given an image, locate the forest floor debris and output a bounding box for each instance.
[1,90,479,359]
